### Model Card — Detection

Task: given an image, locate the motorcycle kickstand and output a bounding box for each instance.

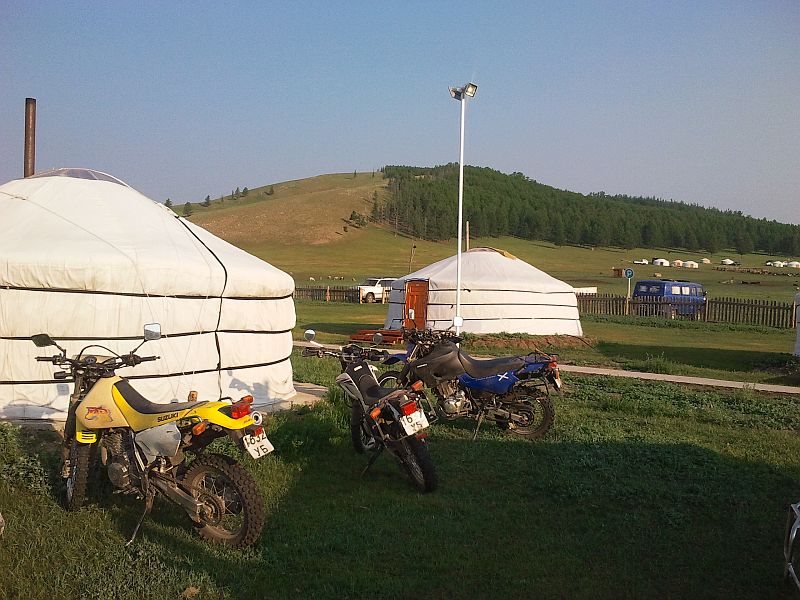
[472,412,486,441]
[361,447,384,476]
[125,489,155,547]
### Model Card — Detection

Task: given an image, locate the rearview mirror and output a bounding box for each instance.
[304,329,316,341]
[31,333,56,348]
[143,323,161,341]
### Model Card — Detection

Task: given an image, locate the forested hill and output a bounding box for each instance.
[375,165,800,255]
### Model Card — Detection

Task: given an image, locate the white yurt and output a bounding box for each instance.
[788,261,800,269]
[774,261,787,268]
[672,259,684,268]
[383,247,583,336]
[0,169,296,421]
[701,258,712,264]
[684,260,699,269]
[721,258,735,265]
[653,258,670,267]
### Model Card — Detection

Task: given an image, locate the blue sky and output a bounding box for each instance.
[2,1,798,224]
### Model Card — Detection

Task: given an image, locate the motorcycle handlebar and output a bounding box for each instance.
[35,356,56,362]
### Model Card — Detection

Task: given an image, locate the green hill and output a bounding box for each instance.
[175,169,800,302]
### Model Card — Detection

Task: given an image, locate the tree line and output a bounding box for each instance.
[373,164,800,255]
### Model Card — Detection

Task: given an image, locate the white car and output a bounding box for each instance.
[358,277,395,303]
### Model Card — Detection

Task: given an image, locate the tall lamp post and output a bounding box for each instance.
[449,82,477,335]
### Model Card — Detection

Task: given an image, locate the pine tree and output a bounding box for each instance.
[164,198,173,208]
[183,202,193,216]
[201,195,211,207]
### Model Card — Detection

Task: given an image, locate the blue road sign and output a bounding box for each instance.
[624,268,635,279]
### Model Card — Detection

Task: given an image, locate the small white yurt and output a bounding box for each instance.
[672,259,684,268]
[774,261,787,268]
[701,258,712,264]
[721,258,735,265]
[788,261,800,269]
[383,247,583,336]
[684,260,699,269]
[0,169,296,421]
[653,258,670,267]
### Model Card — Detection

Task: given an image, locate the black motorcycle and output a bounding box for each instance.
[302,331,438,492]
[379,328,560,440]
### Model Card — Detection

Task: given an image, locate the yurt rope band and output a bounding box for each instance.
[0,353,293,385]
[0,285,292,301]
[0,329,293,342]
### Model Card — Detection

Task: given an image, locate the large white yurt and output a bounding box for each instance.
[0,169,296,421]
[383,247,583,336]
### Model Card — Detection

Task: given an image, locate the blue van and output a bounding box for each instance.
[632,279,706,319]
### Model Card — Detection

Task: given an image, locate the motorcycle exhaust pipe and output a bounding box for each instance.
[251,411,263,426]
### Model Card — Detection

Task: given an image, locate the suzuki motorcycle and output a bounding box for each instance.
[302,330,438,492]
[379,328,560,440]
[32,324,270,548]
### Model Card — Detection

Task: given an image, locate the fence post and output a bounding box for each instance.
[325,286,330,302]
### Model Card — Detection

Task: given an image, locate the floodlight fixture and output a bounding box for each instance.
[464,82,477,97]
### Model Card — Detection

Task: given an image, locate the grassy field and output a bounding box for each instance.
[293,300,800,386]
[2,358,800,599]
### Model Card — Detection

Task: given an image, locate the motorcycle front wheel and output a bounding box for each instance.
[182,453,265,549]
[499,390,555,439]
[377,371,402,389]
[64,439,96,511]
[350,403,379,454]
[392,436,438,493]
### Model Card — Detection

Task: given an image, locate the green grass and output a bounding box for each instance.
[2,359,800,599]
[292,300,800,385]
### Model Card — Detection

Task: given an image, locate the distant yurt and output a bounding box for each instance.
[774,261,787,268]
[684,260,699,269]
[701,258,712,264]
[788,261,800,269]
[653,258,670,267]
[0,169,296,421]
[383,248,583,336]
[721,258,735,265]
[672,259,684,268]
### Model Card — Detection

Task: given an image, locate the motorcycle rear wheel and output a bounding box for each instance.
[499,391,555,439]
[393,436,438,493]
[64,438,94,511]
[182,453,265,549]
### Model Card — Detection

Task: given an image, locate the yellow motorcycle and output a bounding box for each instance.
[32,324,272,549]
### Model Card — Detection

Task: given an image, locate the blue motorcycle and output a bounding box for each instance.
[378,329,561,440]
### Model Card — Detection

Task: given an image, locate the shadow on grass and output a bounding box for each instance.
[596,341,800,385]
[4,411,799,600]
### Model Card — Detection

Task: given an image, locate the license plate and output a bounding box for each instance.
[551,370,562,390]
[243,431,274,459]
[400,409,429,436]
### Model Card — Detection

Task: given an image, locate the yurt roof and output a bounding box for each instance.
[397,247,574,293]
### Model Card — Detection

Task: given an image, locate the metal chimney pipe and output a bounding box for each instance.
[24,98,36,177]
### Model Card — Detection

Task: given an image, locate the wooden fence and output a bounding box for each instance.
[577,294,797,329]
[293,286,798,329]
[293,286,360,303]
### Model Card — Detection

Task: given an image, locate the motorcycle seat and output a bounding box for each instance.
[114,379,209,415]
[457,351,525,379]
[360,383,399,406]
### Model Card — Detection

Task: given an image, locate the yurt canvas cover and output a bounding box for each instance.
[384,247,583,336]
[0,169,296,421]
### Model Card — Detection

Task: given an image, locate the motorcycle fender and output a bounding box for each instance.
[74,424,97,444]
[189,402,255,431]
